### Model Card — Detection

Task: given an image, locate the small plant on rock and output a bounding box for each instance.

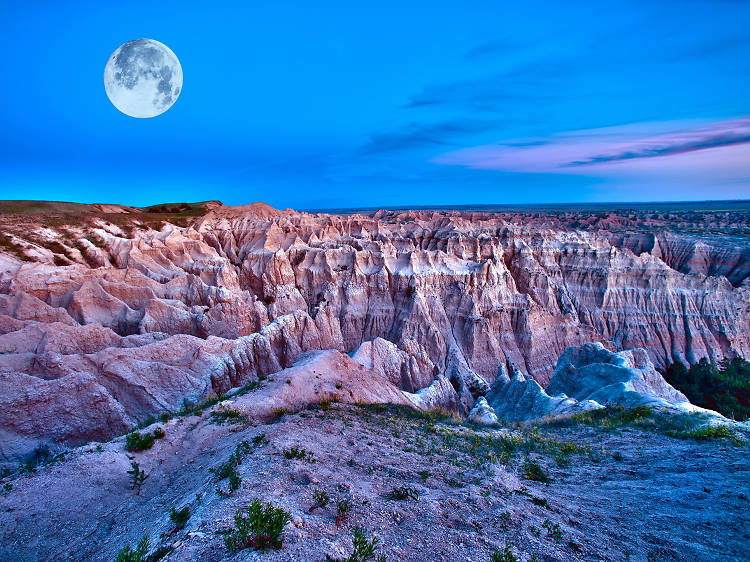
[326,528,386,562]
[490,542,517,562]
[224,499,291,552]
[210,408,249,426]
[252,433,269,447]
[522,459,551,484]
[125,429,165,452]
[336,498,353,526]
[127,460,148,493]
[309,489,330,512]
[115,535,150,562]
[216,466,242,497]
[543,519,563,542]
[170,505,190,530]
[386,486,419,501]
[283,446,314,462]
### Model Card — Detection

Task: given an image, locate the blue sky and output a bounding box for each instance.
[1,1,749,209]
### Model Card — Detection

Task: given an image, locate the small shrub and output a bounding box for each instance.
[522,459,551,484]
[125,429,165,452]
[325,528,386,561]
[127,460,149,493]
[170,505,190,529]
[319,399,333,411]
[336,498,353,526]
[309,489,330,512]
[216,466,242,497]
[115,535,149,562]
[283,446,314,462]
[490,542,517,562]
[530,496,550,509]
[224,499,291,552]
[543,519,563,542]
[271,407,288,420]
[386,486,419,501]
[252,433,269,447]
[210,408,249,426]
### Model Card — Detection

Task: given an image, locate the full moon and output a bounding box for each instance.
[103,39,182,118]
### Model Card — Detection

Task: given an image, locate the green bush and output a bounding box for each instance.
[665,424,741,444]
[224,499,291,552]
[125,429,165,452]
[386,486,419,501]
[283,446,314,462]
[210,408,248,425]
[309,489,330,512]
[336,498,353,526]
[490,543,517,562]
[127,460,149,493]
[115,535,149,562]
[170,505,190,529]
[522,459,551,484]
[326,528,386,561]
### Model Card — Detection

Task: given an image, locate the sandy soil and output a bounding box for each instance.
[0,403,747,562]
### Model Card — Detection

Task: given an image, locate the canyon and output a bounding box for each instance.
[0,200,749,561]
[0,200,749,462]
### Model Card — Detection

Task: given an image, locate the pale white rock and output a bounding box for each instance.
[467,397,499,425]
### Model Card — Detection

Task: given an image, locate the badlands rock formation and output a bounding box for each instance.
[485,342,698,423]
[0,201,748,461]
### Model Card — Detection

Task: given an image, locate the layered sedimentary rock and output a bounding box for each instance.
[0,202,748,460]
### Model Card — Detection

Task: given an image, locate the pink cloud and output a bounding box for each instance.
[432,118,750,181]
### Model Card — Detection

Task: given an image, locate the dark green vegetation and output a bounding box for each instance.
[283,446,315,462]
[309,489,330,512]
[490,543,518,562]
[212,440,254,497]
[127,460,148,493]
[522,459,552,484]
[386,486,419,501]
[115,535,150,562]
[326,529,386,562]
[125,428,165,452]
[170,505,190,530]
[224,499,291,552]
[209,408,249,426]
[664,357,750,421]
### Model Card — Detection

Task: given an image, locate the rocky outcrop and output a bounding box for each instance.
[483,343,704,423]
[486,365,600,422]
[546,342,690,409]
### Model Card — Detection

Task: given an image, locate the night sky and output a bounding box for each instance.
[2,1,749,209]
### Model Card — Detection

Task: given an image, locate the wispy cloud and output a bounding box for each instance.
[360,119,497,154]
[433,118,750,177]
[566,119,750,166]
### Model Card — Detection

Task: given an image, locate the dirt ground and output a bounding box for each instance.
[0,403,748,562]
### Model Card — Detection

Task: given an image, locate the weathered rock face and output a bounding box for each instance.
[0,202,748,460]
[484,342,705,423]
[547,342,689,408]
